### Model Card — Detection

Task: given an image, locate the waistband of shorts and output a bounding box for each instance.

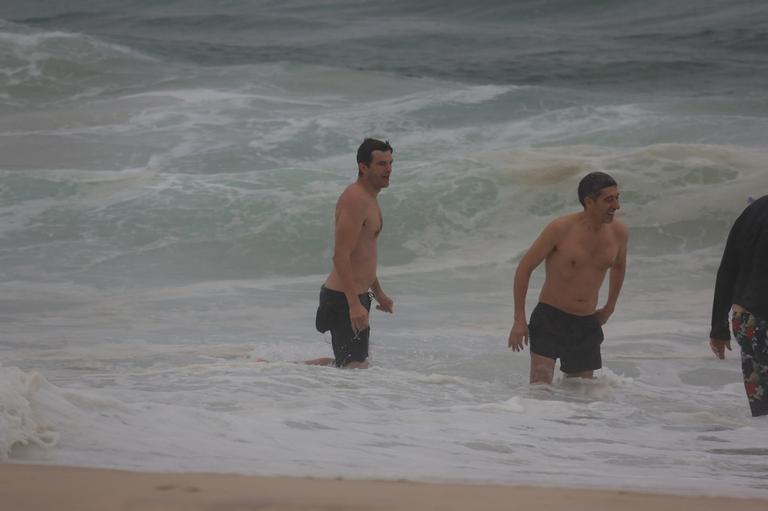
[321,285,370,300]
[535,302,596,320]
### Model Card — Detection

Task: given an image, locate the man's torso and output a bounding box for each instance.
[325,184,382,294]
[540,213,622,315]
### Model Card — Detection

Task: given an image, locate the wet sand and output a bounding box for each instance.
[1,463,766,511]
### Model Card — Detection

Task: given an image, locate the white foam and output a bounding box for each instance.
[0,20,152,59]
[121,88,257,104]
[415,373,473,385]
[0,365,59,458]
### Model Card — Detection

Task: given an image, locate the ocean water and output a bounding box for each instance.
[2,0,768,497]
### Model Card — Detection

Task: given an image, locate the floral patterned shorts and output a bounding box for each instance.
[732,309,768,417]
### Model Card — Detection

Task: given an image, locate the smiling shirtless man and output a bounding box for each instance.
[307,138,395,368]
[508,172,628,384]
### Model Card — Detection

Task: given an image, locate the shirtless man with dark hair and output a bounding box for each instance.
[307,138,395,368]
[508,172,628,384]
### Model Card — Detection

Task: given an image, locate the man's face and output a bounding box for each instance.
[587,186,620,223]
[359,150,393,189]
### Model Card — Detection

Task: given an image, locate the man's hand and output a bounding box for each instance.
[595,306,614,325]
[710,338,732,360]
[374,292,394,314]
[349,302,369,333]
[508,319,529,352]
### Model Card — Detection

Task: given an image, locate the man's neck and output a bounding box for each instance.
[356,178,379,197]
[579,211,605,232]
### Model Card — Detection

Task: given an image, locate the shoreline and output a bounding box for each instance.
[1,463,766,511]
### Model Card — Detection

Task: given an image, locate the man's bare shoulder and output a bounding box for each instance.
[529,214,576,248]
[545,213,580,235]
[337,183,373,214]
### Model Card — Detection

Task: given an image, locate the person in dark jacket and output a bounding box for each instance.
[709,195,768,417]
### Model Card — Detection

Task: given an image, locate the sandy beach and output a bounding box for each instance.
[1,463,766,511]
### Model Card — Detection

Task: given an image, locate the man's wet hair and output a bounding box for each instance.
[356,138,393,166]
[578,171,617,206]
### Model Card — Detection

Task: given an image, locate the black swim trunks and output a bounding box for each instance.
[528,302,604,374]
[315,286,372,367]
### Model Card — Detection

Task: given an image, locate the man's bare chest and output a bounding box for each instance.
[556,232,618,271]
[362,206,383,238]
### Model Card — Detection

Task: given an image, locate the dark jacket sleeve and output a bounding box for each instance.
[745,225,768,315]
[710,217,742,340]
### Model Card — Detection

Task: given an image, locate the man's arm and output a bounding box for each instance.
[710,216,743,342]
[508,221,562,351]
[332,194,369,333]
[708,214,746,359]
[596,224,628,325]
[370,278,393,313]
